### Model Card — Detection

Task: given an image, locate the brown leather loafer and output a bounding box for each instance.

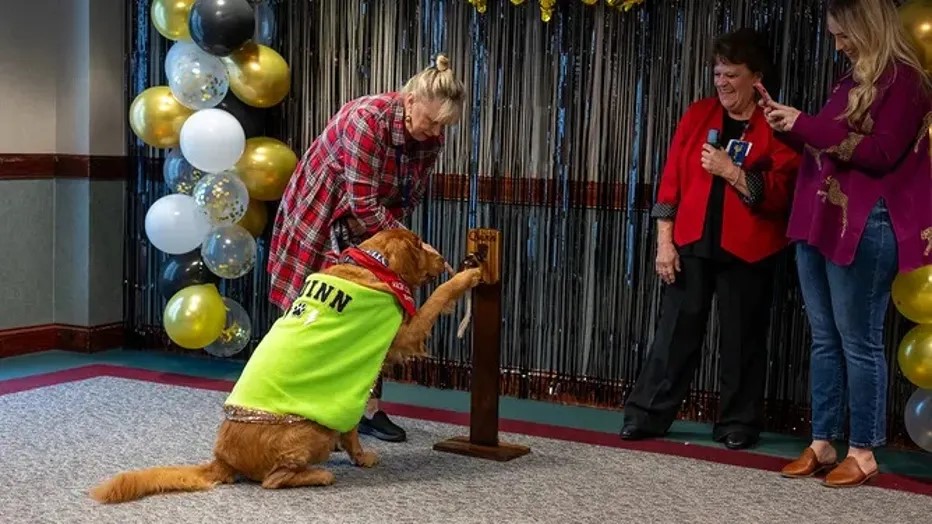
[780,448,837,478]
[822,457,879,488]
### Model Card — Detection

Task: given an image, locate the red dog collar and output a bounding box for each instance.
[326,247,417,317]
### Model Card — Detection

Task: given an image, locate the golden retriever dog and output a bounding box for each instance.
[90,229,482,503]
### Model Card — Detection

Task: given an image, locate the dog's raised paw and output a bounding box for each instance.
[354,451,380,468]
[466,267,483,287]
[453,267,482,289]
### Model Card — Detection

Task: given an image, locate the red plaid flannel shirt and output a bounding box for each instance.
[267,92,444,310]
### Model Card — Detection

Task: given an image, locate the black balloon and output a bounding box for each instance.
[160,250,222,299]
[188,0,255,56]
[216,91,266,138]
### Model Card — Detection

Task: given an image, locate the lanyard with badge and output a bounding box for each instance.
[725,123,752,167]
[395,145,411,210]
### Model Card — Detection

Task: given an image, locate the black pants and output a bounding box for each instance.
[623,255,775,440]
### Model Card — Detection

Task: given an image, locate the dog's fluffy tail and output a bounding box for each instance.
[89,460,235,504]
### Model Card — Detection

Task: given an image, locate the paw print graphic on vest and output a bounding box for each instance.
[290,302,307,317]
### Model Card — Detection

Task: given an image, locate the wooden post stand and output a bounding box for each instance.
[433,228,531,462]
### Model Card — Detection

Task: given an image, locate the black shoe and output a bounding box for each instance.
[724,431,757,450]
[359,411,407,442]
[619,425,661,441]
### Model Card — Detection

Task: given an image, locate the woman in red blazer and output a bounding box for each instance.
[620,29,800,449]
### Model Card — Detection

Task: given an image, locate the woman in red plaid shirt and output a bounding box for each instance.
[268,54,465,442]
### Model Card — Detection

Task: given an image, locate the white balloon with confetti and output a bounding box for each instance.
[192,171,250,226]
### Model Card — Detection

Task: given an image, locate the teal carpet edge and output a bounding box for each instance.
[2,348,930,479]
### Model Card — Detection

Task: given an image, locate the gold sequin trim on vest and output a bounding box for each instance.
[223,405,308,425]
[816,176,849,237]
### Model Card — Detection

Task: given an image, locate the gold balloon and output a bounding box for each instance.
[892,265,932,324]
[237,199,269,237]
[899,324,932,389]
[163,284,227,349]
[223,43,291,108]
[235,137,299,201]
[128,86,194,148]
[150,0,195,41]
[900,0,932,70]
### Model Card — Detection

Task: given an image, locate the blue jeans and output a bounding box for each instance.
[795,202,898,449]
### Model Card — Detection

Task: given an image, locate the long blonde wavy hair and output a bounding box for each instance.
[401,54,466,125]
[828,0,929,128]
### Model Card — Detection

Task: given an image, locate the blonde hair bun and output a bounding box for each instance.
[400,52,465,125]
[436,54,451,72]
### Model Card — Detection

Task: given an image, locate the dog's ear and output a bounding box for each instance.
[382,233,422,285]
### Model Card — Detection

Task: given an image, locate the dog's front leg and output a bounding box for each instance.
[390,268,482,355]
[339,428,380,468]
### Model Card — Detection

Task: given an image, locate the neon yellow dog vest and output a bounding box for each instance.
[224,273,403,432]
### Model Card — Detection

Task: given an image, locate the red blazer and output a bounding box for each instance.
[655,97,800,263]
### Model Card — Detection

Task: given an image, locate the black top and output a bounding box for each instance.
[679,113,748,261]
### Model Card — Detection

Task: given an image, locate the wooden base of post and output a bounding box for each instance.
[434,230,530,462]
[433,436,530,462]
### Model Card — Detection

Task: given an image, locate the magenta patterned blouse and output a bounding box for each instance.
[781,61,932,272]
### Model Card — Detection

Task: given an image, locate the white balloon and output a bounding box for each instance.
[179,109,246,173]
[144,194,212,255]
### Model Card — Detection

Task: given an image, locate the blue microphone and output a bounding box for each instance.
[707,128,720,148]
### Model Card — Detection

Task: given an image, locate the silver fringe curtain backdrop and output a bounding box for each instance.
[124,0,918,447]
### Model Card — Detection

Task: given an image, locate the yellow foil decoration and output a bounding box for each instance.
[469,0,487,14]
[540,0,556,22]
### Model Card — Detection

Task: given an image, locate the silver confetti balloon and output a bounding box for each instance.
[192,171,250,226]
[167,42,230,110]
[163,148,206,195]
[201,224,257,279]
[204,297,252,357]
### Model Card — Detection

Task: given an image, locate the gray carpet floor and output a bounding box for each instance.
[0,377,930,524]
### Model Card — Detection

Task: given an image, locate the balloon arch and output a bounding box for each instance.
[130,0,295,358]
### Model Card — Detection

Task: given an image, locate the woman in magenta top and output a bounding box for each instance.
[764,0,931,488]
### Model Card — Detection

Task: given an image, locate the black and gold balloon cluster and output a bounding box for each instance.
[131,0,298,357]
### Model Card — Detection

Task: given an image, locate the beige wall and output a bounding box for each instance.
[0,0,126,330]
